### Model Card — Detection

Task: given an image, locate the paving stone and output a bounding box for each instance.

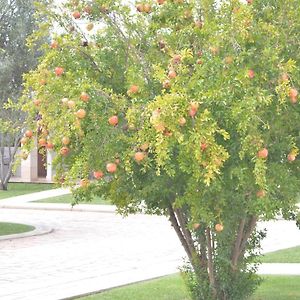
[0,189,300,299]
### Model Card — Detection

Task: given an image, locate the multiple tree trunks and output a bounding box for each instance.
[168,202,258,299]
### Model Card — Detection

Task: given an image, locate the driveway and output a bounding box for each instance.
[0,208,184,300]
[0,208,300,300]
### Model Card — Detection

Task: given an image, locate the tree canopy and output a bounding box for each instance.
[21,0,300,299]
[0,0,38,190]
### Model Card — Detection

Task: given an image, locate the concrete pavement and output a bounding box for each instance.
[0,208,185,300]
[258,263,300,275]
[0,189,300,299]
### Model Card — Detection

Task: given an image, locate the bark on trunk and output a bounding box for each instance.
[206,227,218,299]
[231,216,258,270]
[0,182,8,190]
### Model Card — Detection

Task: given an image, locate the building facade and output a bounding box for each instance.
[10,147,55,183]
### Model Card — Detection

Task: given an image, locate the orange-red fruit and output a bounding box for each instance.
[67,100,76,109]
[39,79,47,85]
[225,56,234,64]
[140,143,149,151]
[50,40,58,49]
[163,80,171,89]
[247,0,253,4]
[76,109,86,119]
[168,70,177,79]
[136,4,144,12]
[215,224,224,232]
[60,146,69,156]
[25,130,33,138]
[100,5,109,14]
[164,130,172,137]
[257,148,268,159]
[33,99,41,107]
[106,163,117,173]
[83,5,92,14]
[46,142,54,150]
[86,23,94,31]
[281,73,289,82]
[72,11,81,19]
[172,54,182,64]
[93,170,104,179]
[200,143,208,151]
[80,92,90,102]
[143,4,151,13]
[209,46,219,55]
[42,128,49,135]
[55,67,64,76]
[289,88,298,104]
[184,10,192,18]
[190,102,199,111]
[134,151,146,162]
[128,85,139,94]
[193,223,201,230]
[288,153,296,162]
[248,69,255,79]
[80,179,89,188]
[196,59,203,65]
[38,138,47,147]
[154,123,165,132]
[179,117,186,126]
[256,190,266,198]
[195,20,203,28]
[62,136,70,145]
[189,108,197,118]
[108,115,118,126]
[157,0,165,4]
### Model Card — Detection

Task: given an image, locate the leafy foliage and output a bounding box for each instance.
[21,0,300,299]
[0,0,39,189]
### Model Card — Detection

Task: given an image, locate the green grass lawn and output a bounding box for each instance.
[35,194,110,205]
[0,222,35,236]
[261,246,300,263]
[0,183,54,199]
[253,275,300,300]
[80,274,190,300]
[78,274,300,300]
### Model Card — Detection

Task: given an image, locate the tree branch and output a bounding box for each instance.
[167,204,193,263]
[239,216,258,256]
[231,217,246,270]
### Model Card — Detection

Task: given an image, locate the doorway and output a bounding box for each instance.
[37,149,47,178]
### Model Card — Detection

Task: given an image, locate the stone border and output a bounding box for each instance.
[0,224,53,241]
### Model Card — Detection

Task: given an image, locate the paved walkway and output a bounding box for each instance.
[0,208,184,300]
[0,190,300,299]
[0,188,116,213]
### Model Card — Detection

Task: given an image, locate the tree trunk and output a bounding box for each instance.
[206,227,218,299]
[0,181,8,190]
